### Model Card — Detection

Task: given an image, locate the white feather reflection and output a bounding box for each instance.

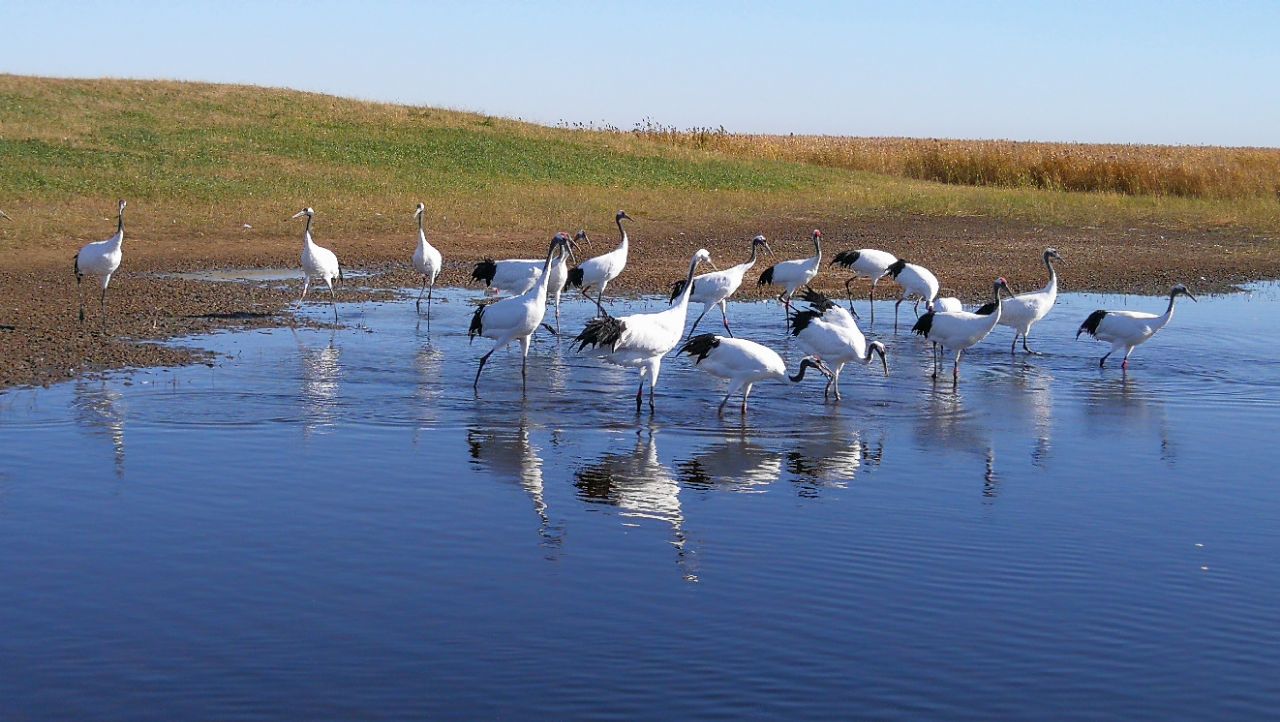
[1083,376,1177,465]
[467,417,563,553]
[293,329,341,436]
[574,427,697,581]
[784,416,885,497]
[677,433,783,493]
[73,380,126,479]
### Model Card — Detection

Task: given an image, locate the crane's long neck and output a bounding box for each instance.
[417,214,426,249]
[616,217,629,255]
[111,207,125,248]
[531,242,561,302]
[673,256,701,311]
[812,234,822,263]
[1043,253,1058,294]
[746,243,759,267]
[302,215,314,247]
[987,285,1005,328]
[1157,292,1180,329]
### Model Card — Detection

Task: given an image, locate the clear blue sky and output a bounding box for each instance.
[4,0,1277,146]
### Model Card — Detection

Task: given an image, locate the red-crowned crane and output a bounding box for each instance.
[290,207,342,322]
[1076,284,1196,370]
[886,258,940,333]
[912,278,1013,386]
[758,229,822,326]
[829,246,897,323]
[574,248,712,413]
[670,234,771,339]
[974,248,1063,354]
[411,202,443,319]
[566,210,632,316]
[789,288,888,400]
[678,333,831,414]
[73,200,127,332]
[468,233,572,393]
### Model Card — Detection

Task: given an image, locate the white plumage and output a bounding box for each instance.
[470,231,580,333]
[757,229,823,324]
[74,199,127,330]
[678,333,830,413]
[1076,284,1196,370]
[912,278,1012,385]
[930,296,964,313]
[829,246,898,323]
[673,234,771,339]
[980,248,1063,354]
[886,258,940,333]
[574,248,712,413]
[469,233,572,391]
[567,210,632,316]
[291,207,342,322]
[789,289,888,400]
[411,202,443,317]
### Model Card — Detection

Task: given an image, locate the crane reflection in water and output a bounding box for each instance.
[573,426,698,582]
[73,379,126,479]
[466,415,564,555]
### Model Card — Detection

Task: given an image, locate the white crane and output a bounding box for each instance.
[574,248,713,413]
[470,231,582,333]
[291,207,342,322]
[411,202,443,318]
[886,258,940,333]
[789,289,888,400]
[468,233,572,392]
[670,234,771,339]
[566,210,632,316]
[678,333,831,414]
[929,296,964,313]
[973,248,1063,354]
[829,246,897,323]
[1076,284,1197,370]
[911,278,1012,385]
[73,199,127,331]
[758,229,822,324]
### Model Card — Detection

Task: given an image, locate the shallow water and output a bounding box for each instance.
[3,283,1280,720]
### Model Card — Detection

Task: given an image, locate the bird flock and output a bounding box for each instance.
[46,201,1198,413]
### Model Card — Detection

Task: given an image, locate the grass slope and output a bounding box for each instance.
[2,73,1278,259]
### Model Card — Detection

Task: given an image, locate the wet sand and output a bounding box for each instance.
[2,215,1276,390]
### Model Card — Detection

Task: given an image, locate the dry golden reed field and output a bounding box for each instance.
[620,120,1280,201]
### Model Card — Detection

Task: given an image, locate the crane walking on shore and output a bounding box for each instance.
[291,207,342,322]
[74,199,127,332]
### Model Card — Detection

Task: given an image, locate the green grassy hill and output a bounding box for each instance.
[1,73,1277,249]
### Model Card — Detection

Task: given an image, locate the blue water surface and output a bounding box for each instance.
[2,283,1279,720]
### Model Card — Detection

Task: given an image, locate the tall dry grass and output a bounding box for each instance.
[606,120,1280,201]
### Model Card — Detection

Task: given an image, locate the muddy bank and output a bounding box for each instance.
[1,215,1275,390]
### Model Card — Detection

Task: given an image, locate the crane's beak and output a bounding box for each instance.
[0,210,10,221]
[706,259,719,272]
[291,210,308,219]
[763,242,774,257]
[1186,291,1199,302]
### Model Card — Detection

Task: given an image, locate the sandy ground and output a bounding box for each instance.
[2,215,1276,390]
